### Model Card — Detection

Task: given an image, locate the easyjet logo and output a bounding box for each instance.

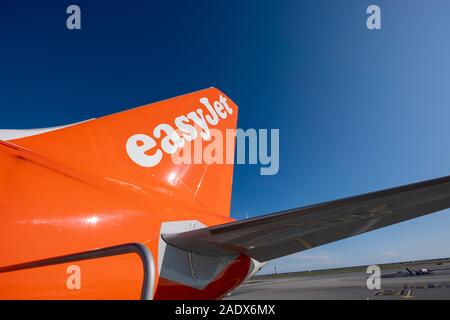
[126,94,233,168]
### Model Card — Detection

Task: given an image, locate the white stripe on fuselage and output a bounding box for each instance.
[0,119,94,141]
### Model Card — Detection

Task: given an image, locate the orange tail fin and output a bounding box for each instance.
[7,88,238,217]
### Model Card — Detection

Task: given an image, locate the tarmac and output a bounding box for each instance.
[225,258,450,300]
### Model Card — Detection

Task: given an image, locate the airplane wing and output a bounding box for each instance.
[163,175,450,262]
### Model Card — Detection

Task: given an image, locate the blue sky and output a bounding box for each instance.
[1,1,449,273]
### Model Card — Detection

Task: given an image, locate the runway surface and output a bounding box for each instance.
[225,258,450,300]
